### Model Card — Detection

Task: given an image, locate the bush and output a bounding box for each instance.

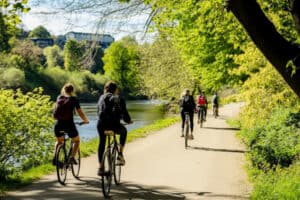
[0,67,25,88]
[0,88,54,179]
[251,163,300,200]
[240,108,300,170]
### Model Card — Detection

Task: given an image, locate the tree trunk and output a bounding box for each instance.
[289,0,300,34]
[226,0,300,97]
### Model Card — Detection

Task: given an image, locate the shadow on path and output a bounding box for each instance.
[203,127,241,131]
[5,176,250,200]
[189,146,247,154]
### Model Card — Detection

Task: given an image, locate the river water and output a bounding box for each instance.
[74,100,166,140]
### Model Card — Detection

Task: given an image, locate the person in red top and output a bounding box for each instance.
[197,91,208,122]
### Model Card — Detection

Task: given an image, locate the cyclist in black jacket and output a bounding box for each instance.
[97,81,132,176]
[179,89,196,139]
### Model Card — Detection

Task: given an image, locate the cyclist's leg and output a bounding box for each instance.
[70,136,80,157]
[181,110,185,135]
[54,122,64,164]
[97,123,107,168]
[68,123,80,158]
[114,124,127,154]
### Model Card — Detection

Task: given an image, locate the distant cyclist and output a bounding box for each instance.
[179,89,196,139]
[53,83,89,165]
[97,81,133,176]
[212,91,219,117]
[197,91,208,122]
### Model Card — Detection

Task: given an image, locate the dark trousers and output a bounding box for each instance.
[181,110,194,132]
[97,121,127,163]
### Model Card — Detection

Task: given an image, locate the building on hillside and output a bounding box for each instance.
[65,32,114,49]
[30,38,54,48]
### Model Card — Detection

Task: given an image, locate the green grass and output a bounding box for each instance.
[1,116,180,193]
[251,162,300,200]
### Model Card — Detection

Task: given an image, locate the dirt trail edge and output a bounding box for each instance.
[5,102,251,200]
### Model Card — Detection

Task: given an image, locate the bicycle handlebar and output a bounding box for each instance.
[75,121,89,126]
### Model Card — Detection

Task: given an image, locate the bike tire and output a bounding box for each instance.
[185,117,189,149]
[113,145,122,185]
[56,145,67,185]
[71,148,81,179]
[101,149,112,198]
[200,109,204,128]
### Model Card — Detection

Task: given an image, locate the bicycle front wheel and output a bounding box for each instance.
[71,148,81,179]
[113,145,122,185]
[56,145,67,185]
[101,149,112,198]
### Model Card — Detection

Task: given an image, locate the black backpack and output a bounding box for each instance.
[53,96,73,121]
[99,93,122,122]
[181,95,193,109]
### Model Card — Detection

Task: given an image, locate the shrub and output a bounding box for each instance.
[251,163,300,200]
[0,67,25,88]
[0,88,54,179]
[240,108,300,170]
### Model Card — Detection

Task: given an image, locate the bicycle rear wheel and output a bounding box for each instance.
[56,145,67,185]
[71,148,81,179]
[113,145,122,185]
[101,149,112,198]
[184,115,189,149]
[200,109,204,128]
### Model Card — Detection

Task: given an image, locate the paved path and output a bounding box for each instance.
[5,103,251,200]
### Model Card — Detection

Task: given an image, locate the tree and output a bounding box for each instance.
[226,0,300,97]
[43,45,64,68]
[90,46,104,74]
[29,25,51,38]
[103,37,140,94]
[0,0,30,51]
[64,39,85,71]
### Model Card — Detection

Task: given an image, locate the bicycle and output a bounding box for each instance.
[184,112,190,149]
[198,106,205,128]
[55,122,85,185]
[101,129,124,198]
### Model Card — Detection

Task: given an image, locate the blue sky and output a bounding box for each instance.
[21,0,154,42]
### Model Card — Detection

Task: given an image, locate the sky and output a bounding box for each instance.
[21,0,154,42]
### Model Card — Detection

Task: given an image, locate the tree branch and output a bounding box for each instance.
[226,0,300,97]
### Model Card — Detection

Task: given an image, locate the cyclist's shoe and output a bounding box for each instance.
[68,157,78,165]
[117,154,126,166]
[97,167,103,176]
[181,134,184,137]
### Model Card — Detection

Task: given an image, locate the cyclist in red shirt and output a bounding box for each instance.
[197,91,208,123]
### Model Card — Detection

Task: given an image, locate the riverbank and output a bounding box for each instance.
[0,116,180,194]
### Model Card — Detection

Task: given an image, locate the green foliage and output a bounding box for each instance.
[29,25,51,38]
[90,46,104,74]
[240,108,300,170]
[43,45,63,68]
[0,67,25,88]
[11,40,44,70]
[251,163,300,200]
[0,88,54,179]
[103,37,140,94]
[40,67,106,100]
[0,0,30,51]
[64,39,86,71]
[138,37,195,101]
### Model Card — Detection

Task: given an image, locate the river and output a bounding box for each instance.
[74,100,166,140]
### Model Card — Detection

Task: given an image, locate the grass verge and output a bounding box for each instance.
[1,116,180,193]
